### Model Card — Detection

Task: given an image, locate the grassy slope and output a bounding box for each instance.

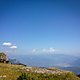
[0,63,80,80]
[0,63,22,80]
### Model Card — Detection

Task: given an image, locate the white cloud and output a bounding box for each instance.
[32,49,36,53]
[42,48,55,53]
[2,42,12,46]
[31,48,55,54]
[2,42,17,49]
[49,48,55,52]
[10,46,17,49]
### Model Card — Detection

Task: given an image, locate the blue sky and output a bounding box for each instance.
[0,0,80,55]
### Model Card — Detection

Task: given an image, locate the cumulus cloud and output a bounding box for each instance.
[10,46,17,49]
[2,42,12,46]
[2,42,17,49]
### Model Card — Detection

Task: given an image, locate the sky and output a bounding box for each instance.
[0,0,80,56]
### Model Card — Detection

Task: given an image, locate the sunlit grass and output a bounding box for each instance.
[0,63,80,80]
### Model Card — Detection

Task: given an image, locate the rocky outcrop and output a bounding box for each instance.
[0,52,9,63]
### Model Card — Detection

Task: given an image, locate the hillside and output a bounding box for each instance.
[0,63,80,80]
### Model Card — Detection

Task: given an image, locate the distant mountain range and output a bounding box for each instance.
[9,53,79,67]
[71,58,80,67]
[9,53,80,74]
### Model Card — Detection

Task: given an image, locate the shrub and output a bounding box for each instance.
[17,73,29,80]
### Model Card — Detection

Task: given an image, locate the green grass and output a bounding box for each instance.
[0,63,80,80]
[0,63,22,80]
